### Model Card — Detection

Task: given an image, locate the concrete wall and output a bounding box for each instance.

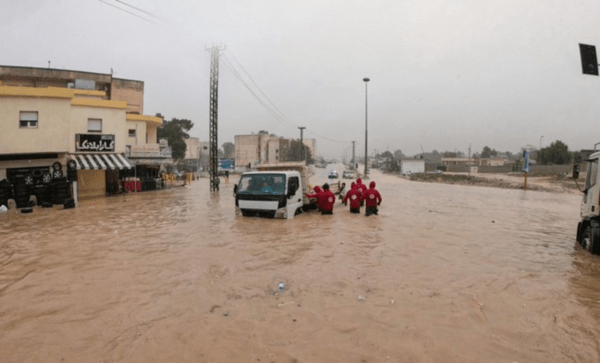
[184,137,201,159]
[446,164,574,175]
[0,96,72,153]
[268,138,280,163]
[70,105,127,153]
[235,135,260,169]
[401,160,425,173]
[125,120,147,147]
[111,78,144,114]
[303,138,317,158]
[147,124,158,145]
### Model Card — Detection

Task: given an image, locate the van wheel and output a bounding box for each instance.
[582,227,593,252]
[294,207,302,216]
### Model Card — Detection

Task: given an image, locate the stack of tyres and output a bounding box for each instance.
[50,177,69,205]
[31,184,49,205]
[0,179,11,207]
[13,177,30,208]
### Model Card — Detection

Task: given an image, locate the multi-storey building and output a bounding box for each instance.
[0,65,168,200]
[233,131,317,172]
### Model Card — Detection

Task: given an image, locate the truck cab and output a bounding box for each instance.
[575,150,600,254]
[234,171,304,219]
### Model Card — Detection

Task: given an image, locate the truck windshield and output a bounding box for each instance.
[238,174,286,195]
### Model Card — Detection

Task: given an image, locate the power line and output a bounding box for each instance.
[98,0,160,26]
[222,49,347,144]
[221,57,294,129]
[226,51,295,128]
[115,0,162,20]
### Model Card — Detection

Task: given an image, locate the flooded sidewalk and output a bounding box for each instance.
[1,173,599,362]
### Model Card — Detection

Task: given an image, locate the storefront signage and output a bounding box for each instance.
[129,144,162,158]
[76,134,115,152]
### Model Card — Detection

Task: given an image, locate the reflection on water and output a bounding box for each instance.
[1,172,599,362]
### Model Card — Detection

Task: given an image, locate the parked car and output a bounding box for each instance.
[342,170,355,179]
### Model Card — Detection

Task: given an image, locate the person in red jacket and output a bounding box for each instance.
[343,182,362,214]
[363,181,382,216]
[320,183,336,215]
[306,185,323,211]
[355,178,366,206]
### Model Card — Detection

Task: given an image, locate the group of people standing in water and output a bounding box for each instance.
[306,178,382,216]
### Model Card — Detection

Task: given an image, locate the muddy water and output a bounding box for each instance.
[1,170,600,362]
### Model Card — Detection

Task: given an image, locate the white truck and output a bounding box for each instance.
[233,163,313,219]
[574,148,600,254]
[233,162,340,219]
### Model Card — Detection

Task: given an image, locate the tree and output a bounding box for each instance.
[222,142,235,158]
[157,116,194,160]
[481,146,498,158]
[380,151,393,159]
[393,150,405,160]
[284,139,313,164]
[540,140,571,165]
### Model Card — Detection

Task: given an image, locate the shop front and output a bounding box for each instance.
[0,152,69,208]
[70,133,135,199]
[127,144,173,191]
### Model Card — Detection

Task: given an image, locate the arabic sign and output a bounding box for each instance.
[76,134,115,152]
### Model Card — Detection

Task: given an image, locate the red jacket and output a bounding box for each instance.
[306,186,324,209]
[321,189,336,211]
[363,181,382,207]
[355,179,366,199]
[343,187,362,209]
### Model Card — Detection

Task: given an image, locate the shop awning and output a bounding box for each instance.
[69,153,135,170]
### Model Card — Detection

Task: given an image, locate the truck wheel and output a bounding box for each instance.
[582,227,594,252]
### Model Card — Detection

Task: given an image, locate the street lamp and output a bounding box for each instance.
[539,135,544,164]
[363,77,370,179]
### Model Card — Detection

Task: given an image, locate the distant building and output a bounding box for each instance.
[441,157,508,167]
[234,131,316,172]
[235,131,280,171]
[183,137,209,171]
[401,159,425,174]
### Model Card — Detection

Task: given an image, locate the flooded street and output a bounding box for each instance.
[2,169,600,363]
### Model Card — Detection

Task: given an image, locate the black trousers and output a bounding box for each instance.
[365,206,378,216]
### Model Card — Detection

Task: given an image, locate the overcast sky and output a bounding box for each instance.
[2,0,600,159]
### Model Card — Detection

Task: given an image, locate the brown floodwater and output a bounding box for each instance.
[1,169,600,363]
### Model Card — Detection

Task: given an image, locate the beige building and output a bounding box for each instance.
[234,132,317,172]
[303,138,317,160]
[0,65,165,202]
[183,137,209,171]
[235,132,280,171]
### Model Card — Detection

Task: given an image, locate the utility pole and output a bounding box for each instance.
[207,44,225,192]
[363,77,370,179]
[468,143,471,178]
[298,126,306,163]
[351,141,356,169]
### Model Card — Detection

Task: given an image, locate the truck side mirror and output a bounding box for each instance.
[573,165,580,180]
[233,184,238,195]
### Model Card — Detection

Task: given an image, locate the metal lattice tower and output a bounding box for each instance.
[207,45,225,191]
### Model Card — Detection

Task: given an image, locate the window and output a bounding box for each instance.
[88,119,102,133]
[586,160,598,190]
[19,111,38,128]
[129,129,136,137]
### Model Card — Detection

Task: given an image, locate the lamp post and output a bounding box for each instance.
[196,147,202,173]
[363,77,370,179]
[539,135,544,164]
